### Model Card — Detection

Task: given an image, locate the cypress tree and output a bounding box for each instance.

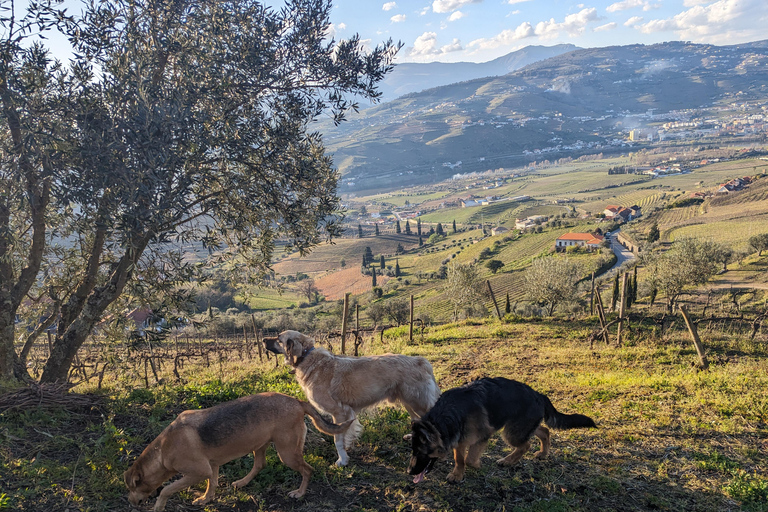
[405,220,411,235]
[375,223,380,236]
[358,223,363,238]
[380,255,385,268]
[436,222,444,236]
[452,219,457,233]
[395,259,400,277]
[611,273,620,311]
[505,293,511,314]
[396,220,401,234]
[419,235,423,246]
[417,218,422,236]
[372,268,377,287]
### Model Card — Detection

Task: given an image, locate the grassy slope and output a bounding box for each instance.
[2,320,767,511]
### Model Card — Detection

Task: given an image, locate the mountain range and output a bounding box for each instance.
[375,44,578,102]
[321,40,768,196]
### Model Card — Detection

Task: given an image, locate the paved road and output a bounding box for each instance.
[606,228,635,276]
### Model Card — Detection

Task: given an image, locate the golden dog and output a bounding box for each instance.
[123,392,351,511]
[265,330,441,466]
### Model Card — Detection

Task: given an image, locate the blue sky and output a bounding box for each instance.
[326,0,768,63]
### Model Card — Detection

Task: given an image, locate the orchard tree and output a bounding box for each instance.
[444,262,485,321]
[486,259,504,274]
[297,278,319,303]
[1,0,399,384]
[749,233,768,256]
[524,256,581,316]
[642,237,721,313]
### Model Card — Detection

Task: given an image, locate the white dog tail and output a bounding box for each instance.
[301,401,354,435]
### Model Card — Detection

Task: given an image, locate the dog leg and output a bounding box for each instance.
[332,409,355,466]
[497,439,531,467]
[274,433,313,498]
[447,443,469,483]
[533,425,550,460]
[466,441,489,469]
[153,474,206,512]
[233,445,268,489]
[192,464,219,505]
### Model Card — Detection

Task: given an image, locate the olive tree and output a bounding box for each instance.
[1,0,398,383]
[444,262,486,321]
[642,237,721,313]
[524,256,581,316]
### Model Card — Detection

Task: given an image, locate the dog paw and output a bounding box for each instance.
[335,457,348,466]
[533,451,548,460]
[496,457,515,467]
[288,489,305,499]
[403,433,413,441]
[446,473,464,484]
[467,459,482,469]
[192,496,212,506]
[232,479,248,489]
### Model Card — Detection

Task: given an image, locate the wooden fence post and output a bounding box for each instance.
[486,280,502,320]
[409,295,414,343]
[679,305,709,369]
[341,293,350,354]
[616,273,628,346]
[250,314,263,362]
[590,272,595,316]
[595,287,610,345]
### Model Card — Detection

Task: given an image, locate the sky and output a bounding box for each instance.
[326,0,768,63]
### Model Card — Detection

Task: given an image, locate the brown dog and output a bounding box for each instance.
[265,330,441,466]
[123,392,351,511]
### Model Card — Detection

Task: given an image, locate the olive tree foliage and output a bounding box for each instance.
[641,237,721,314]
[444,262,486,321]
[0,1,78,381]
[524,256,581,316]
[0,0,398,384]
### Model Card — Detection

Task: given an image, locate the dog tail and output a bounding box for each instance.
[542,394,597,430]
[300,401,354,435]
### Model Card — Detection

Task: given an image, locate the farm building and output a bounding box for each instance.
[555,232,604,251]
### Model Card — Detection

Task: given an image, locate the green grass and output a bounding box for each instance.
[3,319,767,511]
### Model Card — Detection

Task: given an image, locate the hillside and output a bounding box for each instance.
[376,44,578,102]
[321,40,768,195]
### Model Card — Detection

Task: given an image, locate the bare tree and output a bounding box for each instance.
[297,278,319,303]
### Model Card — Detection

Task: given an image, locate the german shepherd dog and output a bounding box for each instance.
[124,392,352,512]
[408,377,596,483]
[265,330,441,466]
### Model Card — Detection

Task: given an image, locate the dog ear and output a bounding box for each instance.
[124,468,141,489]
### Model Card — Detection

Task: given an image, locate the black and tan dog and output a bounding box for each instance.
[408,377,596,483]
[265,330,441,466]
[124,392,351,512]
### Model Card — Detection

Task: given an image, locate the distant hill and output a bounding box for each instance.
[322,40,768,196]
[376,44,578,102]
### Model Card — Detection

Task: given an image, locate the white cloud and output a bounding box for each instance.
[607,0,645,12]
[594,22,618,31]
[468,22,534,49]
[638,0,766,43]
[448,10,465,21]
[507,9,521,16]
[441,38,464,52]
[326,23,346,39]
[432,0,482,14]
[411,32,439,55]
[682,0,708,5]
[469,7,598,48]
[382,2,397,11]
[535,7,599,39]
[624,16,644,26]
[409,32,463,57]
[420,6,430,15]
[391,14,407,22]
[506,0,532,4]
